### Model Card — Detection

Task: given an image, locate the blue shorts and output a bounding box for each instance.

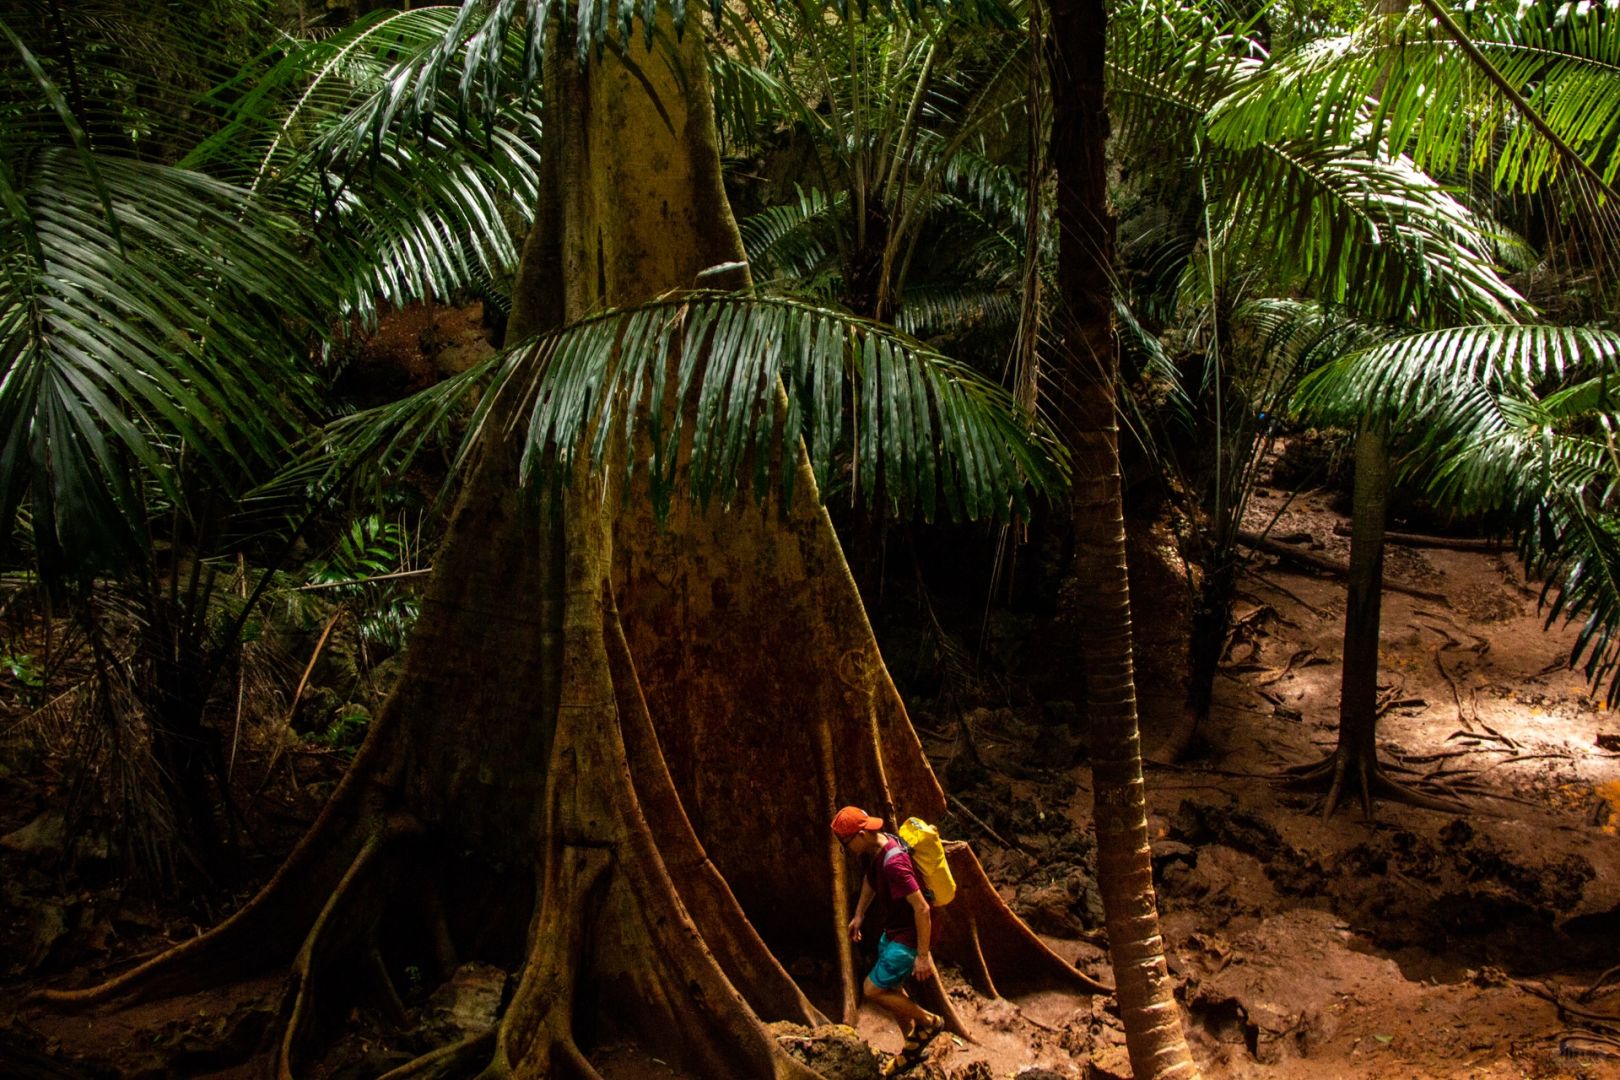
[867,934,917,990]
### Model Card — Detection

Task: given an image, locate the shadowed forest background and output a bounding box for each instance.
[4,0,1620,1077]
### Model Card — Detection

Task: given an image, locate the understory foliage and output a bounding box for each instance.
[1106,0,1620,715]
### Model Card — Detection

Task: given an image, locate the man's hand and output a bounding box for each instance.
[913,954,936,981]
[848,916,863,943]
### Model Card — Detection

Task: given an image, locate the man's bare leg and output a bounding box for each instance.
[864,977,930,1036]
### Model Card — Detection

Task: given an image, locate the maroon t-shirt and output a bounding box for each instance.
[863,834,925,947]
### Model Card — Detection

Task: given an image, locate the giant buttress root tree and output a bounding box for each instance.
[39,9,1104,1077]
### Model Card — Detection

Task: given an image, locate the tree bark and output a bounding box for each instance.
[1048,0,1201,1076]
[37,10,1105,1076]
[1339,413,1389,764]
[1289,416,1393,815]
[1283,414,1461,816]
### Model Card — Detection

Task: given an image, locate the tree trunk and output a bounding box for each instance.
[1339,413,1389,763]
[1048,0,1201,1076]
[39,11,1104,1076]
[1183,553,1237,743]
[1283,413,1461,816]
[1288,415,1393,816]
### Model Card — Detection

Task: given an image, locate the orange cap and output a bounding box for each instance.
[831,806,883,839]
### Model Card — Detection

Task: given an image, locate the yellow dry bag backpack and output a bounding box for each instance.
[897,817,957,907]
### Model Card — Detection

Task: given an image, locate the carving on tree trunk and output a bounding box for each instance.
[35,12,1104,1077]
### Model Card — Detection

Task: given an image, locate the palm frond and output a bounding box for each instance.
[303,292,1064,524]
[1107,0,1267,154]
[0,149,332,573]
[515,291,1063,521]
[1212,140,1530,324]
[740,187,847,281]
[185,8,543,321]
[1398,376,1620,703]
[895,282,1020,337]
[1295,323,1620,424]
[1209,2,1620,192]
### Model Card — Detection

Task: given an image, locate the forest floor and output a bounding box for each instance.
[895,484,1620,1080]
[5,477,1620,1079]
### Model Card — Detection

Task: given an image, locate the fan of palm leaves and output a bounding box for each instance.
[1109,0,1530,327]
[292,291,1066,525]
[1297,320,1620,701]
[184,6,545,323]
[0,136,332,572]
[1294,323,1620,422]
[1208,0,1620,193]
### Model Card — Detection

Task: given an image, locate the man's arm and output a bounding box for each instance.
[905,890,934,980]
[849,879,877,941]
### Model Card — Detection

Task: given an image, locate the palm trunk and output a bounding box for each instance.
[1048,0,1201,1075]
[1331,413,1390,806]
[1283,412,1461,816]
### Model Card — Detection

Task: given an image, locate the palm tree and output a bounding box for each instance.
[714,0,1033,327]
[1050,0,1203,1072]
[1297,322,1620,702]
[1104,0,1529,752]
[1211,0,1620,814]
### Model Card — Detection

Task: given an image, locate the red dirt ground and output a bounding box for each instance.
[6,483,1620,1079]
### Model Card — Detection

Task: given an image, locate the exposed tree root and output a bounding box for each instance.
[378,1029,498,1080]
[940,846,1112,998]
[1281,746,1469,819]
[278,816,420,1079]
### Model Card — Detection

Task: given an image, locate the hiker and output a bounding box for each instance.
[831,805,945,1074]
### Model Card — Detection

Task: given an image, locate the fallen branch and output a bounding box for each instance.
[1559,1030,1620,1059]
[1331,524,1506,551]
[1236,531,1450,604]
[947,795,1027,854]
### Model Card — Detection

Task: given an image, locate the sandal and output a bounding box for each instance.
[905,1012,944,1055]
[883,1013,944,1076]
[880,1053,912,1078]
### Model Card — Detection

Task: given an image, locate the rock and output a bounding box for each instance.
[1084,1044,1133,1080]
[978,997,1022,1033]
[418,962,507,1044]
[1151,840,1196,870]
[433,336,495,377]
[951,1062,995,1080]
[1013,866,1101,936]
[21,902,69,971]
[1015,882,1083,937]
[1014,1068,1069,1080]
[2,810,66,855]
[766,1021,880,1080]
